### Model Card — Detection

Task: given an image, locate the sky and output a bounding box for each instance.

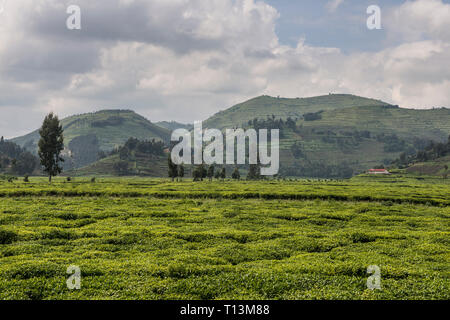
[1,0,450,138]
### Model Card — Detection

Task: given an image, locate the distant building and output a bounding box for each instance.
[368,169,391,175]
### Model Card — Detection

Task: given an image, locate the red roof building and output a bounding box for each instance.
[368,169,391,175]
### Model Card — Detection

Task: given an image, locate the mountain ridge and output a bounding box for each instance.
[6,94,450,177]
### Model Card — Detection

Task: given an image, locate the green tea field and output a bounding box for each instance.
[0,176,448,300]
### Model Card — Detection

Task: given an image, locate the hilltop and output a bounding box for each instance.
[204,94,391,129]
[156,121,193,131]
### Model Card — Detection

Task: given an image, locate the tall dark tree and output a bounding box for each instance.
[200,164,208,180]
[38,113,64,182]
[178,165,185,182]
[168,154,178,181]
[247,164,261,180]
[220,167,226,181]
[232,167,240,180]
[207,165,215,182]
[192,165,202,181]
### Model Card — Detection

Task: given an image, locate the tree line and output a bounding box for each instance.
[168,156,264,182]
[394,135,450,168]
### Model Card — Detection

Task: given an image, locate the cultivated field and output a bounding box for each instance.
[0,176,449,300]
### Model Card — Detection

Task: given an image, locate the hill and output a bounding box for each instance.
[68,137,170,177]
[71,153,169,177]
[11,110,170,153]
[204,94,391,129]
[0,137,39,176]
[9,110,170,169]
[156,121,192,131]
[405,156,450,177]
[200,95,450,177]
[279,105,450,175]
[7,94,450,178]
[399,136,450,177]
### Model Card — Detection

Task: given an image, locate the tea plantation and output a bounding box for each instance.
[0,176,448,299]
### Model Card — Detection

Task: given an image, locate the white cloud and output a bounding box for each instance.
[386,0,450,42]
[0,0,449,138]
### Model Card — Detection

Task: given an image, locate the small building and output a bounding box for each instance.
[368,169,391,175]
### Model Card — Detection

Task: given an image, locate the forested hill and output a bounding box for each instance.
[0,137,39,176]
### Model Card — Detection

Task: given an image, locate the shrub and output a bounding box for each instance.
[168,264,192,279]
[23,175,29,182]
[7,176,17,183]
[0,229,19,244]
[40,229,77,240]
[349,232,376,243]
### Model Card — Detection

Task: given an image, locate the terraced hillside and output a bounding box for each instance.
[156,121,192,131]
[204,94,390,129]
[72,153,169,177]
[199,94,450,177]
[406,156,450,177]
[278,105,450,175]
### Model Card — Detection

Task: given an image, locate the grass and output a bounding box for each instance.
[0,176,448,300]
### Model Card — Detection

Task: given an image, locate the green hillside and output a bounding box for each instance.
[71,153,169,177]
[204,94,391,129]
[405,156,450,177]
[280,105,450,174]
[302,105,450,141]
[11,110,170,154]
[156,121,192,131]
[199,95,450,177]
[7,95,450,178]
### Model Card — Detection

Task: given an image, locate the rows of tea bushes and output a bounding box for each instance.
[0,195,448,299]
[0,176,449,206]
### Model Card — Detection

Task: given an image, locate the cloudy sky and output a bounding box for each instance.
[1,0,450,138]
